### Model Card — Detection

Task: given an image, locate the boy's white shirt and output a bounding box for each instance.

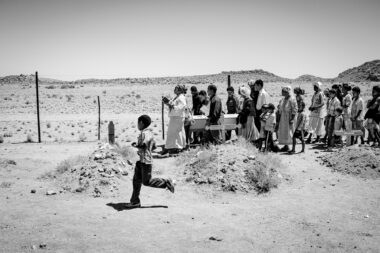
[137,128,154,164]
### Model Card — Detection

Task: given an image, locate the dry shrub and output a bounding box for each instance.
[0,136,3,143]
[46,122,51,128]
[61,84,75,89]
[114,143,138,161]
[26,134,33,143]
[45,85,56,89]
[78,133,87,142]
[41,155,87,179]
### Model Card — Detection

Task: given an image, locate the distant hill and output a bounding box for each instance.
[1,60,379,86]
[335,60,380,82]
[0,74,67,85]
[294,74,332,83]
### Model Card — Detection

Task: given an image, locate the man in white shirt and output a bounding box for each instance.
[254,79,269,130]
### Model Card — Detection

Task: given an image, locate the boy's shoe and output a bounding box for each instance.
[166,179,175,193]
[124,202,141,208]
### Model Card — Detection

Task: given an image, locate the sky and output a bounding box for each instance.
[0,0,379,80]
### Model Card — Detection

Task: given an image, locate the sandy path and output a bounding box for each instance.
[0,142,379,253]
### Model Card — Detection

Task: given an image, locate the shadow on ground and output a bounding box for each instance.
[106,202,168,211]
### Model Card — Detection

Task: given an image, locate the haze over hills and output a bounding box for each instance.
[1,60,379,86]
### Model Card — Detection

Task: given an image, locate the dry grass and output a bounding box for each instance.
[114,142,138,161]
[40,155,88,179]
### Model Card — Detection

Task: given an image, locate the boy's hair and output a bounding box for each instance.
[138,115,151,129]
[254,79,264,87]
[329,89,337,95]
[336,107,343,114]
[199,90,207,96]
[373,85,380,93]
[227,86,234,92]
[190,86,197,92]
[352,86,361,94]
[207,84,217,93]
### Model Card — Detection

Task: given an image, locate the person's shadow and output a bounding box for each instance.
[106,202,168,211]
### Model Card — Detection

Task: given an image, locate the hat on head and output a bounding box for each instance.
[239,86,251,97]
[313,81,323,91]
[138,115,151,128]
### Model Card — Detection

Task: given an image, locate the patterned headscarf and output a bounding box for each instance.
[313,81,323,91]
[281,85,293,96]
[240,86,251,98]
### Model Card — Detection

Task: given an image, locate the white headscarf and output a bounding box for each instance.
[240,86,251,98]
[313,81,323,91]
[281,85,293,97]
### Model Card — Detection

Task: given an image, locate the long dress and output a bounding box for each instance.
[278,97,298,145]
[165,94,187,149]
[239,97,260,141]
[309,91,326,136]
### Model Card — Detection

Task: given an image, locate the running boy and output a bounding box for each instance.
[127,115,175,208]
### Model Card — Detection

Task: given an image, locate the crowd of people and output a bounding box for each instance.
[160,80,380,154]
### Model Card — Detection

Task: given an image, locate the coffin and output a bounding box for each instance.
[190,114,239,130]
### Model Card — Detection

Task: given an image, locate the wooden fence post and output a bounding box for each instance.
[97,96,100,141]
[108,121,115,144]
[227,75,231,88]
[162,100,165,140]
[35,71,41,143]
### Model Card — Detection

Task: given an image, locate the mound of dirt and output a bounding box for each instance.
[319,146,380,179]
[41,143,137,197]
[178,139,285,193]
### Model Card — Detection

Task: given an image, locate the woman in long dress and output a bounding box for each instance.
[238,87,260,142]
[306,82,326,143]
[277,86,298,151]
[162,85,187,153]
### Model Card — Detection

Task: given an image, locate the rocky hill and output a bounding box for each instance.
[294,74,332,83]
[1,60,379,86]
[335,60,380,82]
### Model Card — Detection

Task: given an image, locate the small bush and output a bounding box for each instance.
[78,133,86,142]
[135,94,141,99]
[114,143,138,161]
[45,85,56,89]
[61,84,75,89]
[26,134,33,143]
[102,90,107,94]
[84,96,91,99]
[3,132,12,138]
[0,136,3,143]
[46,122,51,128]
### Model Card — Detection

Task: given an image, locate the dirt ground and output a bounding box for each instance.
[1,137,379,253]
[1,81,379,252]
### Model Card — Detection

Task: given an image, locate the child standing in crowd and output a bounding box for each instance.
[341,84,352,131]
[351,86,365,144]
[326,89,341,148]
[127,115,175,208]
[322,88,331,143]
[258,103,276,152]
[364,85,380,146]
[306,82,325,144]
[289,101,307,153]
[333,108,344,147]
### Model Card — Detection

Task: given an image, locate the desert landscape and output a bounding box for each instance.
[1,59,380,252]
